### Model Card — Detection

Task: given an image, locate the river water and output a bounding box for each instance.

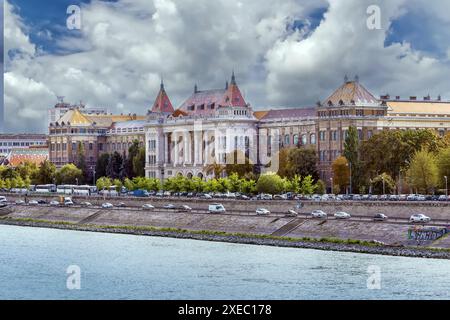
[0,225,448,300]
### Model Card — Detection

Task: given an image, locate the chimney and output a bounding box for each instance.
[380,94,390,100]
[424,95,431,101]
[396,96,400,100]
[437,95,442,101]
[410,96,417,101]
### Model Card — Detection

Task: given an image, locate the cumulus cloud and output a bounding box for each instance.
[3,0,450,133]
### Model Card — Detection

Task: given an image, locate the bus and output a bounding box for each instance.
[35,184,57,193]
[56,185,97,196]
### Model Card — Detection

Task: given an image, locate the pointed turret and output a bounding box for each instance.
[221,70,247,108]
[150,78,174,113]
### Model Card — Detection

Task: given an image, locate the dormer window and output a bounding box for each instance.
[339,100,344,106]
[188,104,195,111]
[328,101,333,107]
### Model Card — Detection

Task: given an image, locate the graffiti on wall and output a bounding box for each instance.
[408,227,449,241]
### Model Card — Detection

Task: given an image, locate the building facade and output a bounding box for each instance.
[0,134,48,156]
[144,74,450,183]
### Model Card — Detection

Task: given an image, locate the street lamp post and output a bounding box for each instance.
[445,176,448,198]
[91,166,96,186]
[330,177,333,195]
[382,176,385,195]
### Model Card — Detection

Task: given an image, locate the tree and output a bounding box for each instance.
[371,173,396,195]
[343,126,362,192]
[16,161,39,182]
[124,177,135,191]
[132,147,146,177]
[204,162,225,179]
[299,175,316,195]
[76,141,87,183]
[107,152,123,179]
[225,150,254,178]
[96,177,112,191]
[37,160,56,184]
[407,149,439,194]
[437,147,450,187]
[315,180,326,195]
[124,140,140,178]
[55,164,83,185]
[1,167,19,180]
[112,178,123,192]
[96,153,110,180]
[278,147,318,180]
[332,156,350,194]
[256,173,285,195]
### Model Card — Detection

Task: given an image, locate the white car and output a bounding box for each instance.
[178,205,192,212]
[50,200,60,206]
[334,211,351,219]
[28,200,39,206]
[64,198,74,206]
[102,202,114,209]
[80,202,92,207]
[208,203,226,213]
[0,196,7,203]
[286,209,298,217]
[15,200,25,205]
[410,214,431,223]
[256,208,270,215]
[164,204,176,209]
[142,204,155,211]
[311,210,328,219]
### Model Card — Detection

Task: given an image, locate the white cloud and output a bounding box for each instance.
[3,0,450,133]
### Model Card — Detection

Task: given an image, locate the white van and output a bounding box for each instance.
[0,196,7,203]
[208,203,226,213]
[64,197,74,206]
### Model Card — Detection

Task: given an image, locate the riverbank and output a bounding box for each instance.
[1,216,449,260]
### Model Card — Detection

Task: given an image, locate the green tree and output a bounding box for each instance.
[55,164,83,185]
[132,147,146,177]
[36,160,56,184]
[332,156,350,194]
[407,149,439,194]
[16,161,39,181]
[204,162,225,179]
[371,173,396,195]
[76,142,87,183]
[96,153,110,180]
[256,173,285,195]
[314,180,326,195]
[299,175,316,195]
[437,147,450,187]
[225,150,253,178]
[96,177,112,191]
[124,177,135,191]
[107,152,123,179]
[343,126,361,193]
[278,147,318,180]
[125,140,140,177]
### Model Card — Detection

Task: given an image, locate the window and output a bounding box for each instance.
[319,131,326,141]
[301,134,307,145]
[310,134,316,145]
[148,155,157,165]
[284,135,290,146]
[99,143,103,151]
[367,130,373,139]
[293,134,299,145]
[149,140,156,151]
[267,136,272,157]
[89,143,93,150]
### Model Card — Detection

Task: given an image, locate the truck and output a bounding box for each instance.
[133,189,150,197]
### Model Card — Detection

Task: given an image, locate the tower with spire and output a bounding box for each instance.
[149,78,174,114]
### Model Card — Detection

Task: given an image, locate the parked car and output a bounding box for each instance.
[286,209,298,217]
[164,204,176,210]
[50,200,60,206]
[208,203,226,213]
[178,205,192,212]
[64,198,74,206]
[273,194,288,200]
[37,199,47,204]
[80,202,92,207]
[256,208,270,215]
[15,200,25,205]
[410,214,431,223]
[133,189,150,197]
[28,200,39,206]
[201,194,213,199]
[438,195,448,201]
[0,196,7,203]
[373,213,388,221]
[334,211,351,219]
[115,202,126,208]
[142,204,155,211]
[102,203,114,208]
[311,210,328,219]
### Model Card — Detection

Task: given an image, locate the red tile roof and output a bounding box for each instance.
[151,81,174,113]
[6,148,49,167]
[323,80,378,106]
[257,108,316,120]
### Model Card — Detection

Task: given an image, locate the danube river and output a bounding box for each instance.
[0,225,448,300]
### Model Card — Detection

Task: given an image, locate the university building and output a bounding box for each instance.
[48,73,450,186]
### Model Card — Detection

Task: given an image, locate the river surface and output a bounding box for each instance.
[0,225,448,300]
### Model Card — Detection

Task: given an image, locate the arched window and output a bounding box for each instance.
[284,135,290,146]
[310,134,316,145]
[293,134,299,146]
[301,134,307,145]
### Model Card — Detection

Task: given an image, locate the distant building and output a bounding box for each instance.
[0,133,48,156]
[48,98,108,126]
[48,108,146,175]
[2,146,49,167]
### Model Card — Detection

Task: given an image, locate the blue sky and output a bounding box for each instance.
[4,0,450,133]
